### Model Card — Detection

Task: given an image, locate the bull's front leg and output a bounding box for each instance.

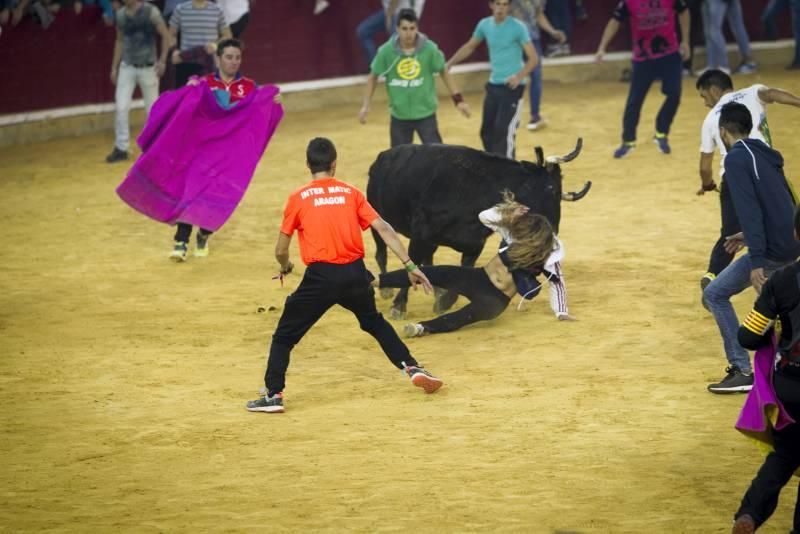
[391,239,436,320]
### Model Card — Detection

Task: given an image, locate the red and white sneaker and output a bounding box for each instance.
[404,364,443,394]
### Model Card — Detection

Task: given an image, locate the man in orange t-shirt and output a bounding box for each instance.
[246,137,444,413]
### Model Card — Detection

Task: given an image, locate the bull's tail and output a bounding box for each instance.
[561,181,592,202]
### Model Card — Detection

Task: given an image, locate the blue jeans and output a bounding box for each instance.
[761,0,790,40]
[702,0,752,69]
[704,253,787,373]
[356,9,396,68]
[528,38,543,120]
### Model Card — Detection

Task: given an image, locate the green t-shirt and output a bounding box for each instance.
[370,34,445,121]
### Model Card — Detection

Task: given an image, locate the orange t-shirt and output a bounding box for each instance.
[280,177,380,265]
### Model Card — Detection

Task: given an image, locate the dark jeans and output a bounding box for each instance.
[544,0,572,43]
[380,265,511,334]
[706,178,741,276]
[622,52,682,142]
[230,12,249,38]
[175,62,205,88]
[174,222,212,243]
[735,372,800,531]
[390,114,443,147]
[481,83,525,159]
[265,260,415,395]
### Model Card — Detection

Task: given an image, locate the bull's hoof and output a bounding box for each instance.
[433,288,459,315]
[379,287,394,300]
[390,306,407,320]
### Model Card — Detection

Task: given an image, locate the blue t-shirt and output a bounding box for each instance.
[473,15,531,85]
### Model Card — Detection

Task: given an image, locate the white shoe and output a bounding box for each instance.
[527,117,546,131]
[402,323,426,338]
[313,0,329,15]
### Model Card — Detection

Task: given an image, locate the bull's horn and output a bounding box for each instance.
[534,146,544,166]
[561,180,592,202]
[546,138,583,164]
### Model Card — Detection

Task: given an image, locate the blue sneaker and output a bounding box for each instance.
[613,142,635,159]
[654,134,671,155]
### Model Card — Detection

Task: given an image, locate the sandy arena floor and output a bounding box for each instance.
[2,68,800,533]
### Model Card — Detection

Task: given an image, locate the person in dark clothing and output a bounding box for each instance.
[730,206,800,534]
[378,210,558,337]
[705,102,800,394]
[246,137,442,414]
[594,0,690,158]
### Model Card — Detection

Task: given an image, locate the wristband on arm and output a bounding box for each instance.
[452,93,464,105]
[703,180,717,191]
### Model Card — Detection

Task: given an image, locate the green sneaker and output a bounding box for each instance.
[194,231,210,258]
[169,241,188,262]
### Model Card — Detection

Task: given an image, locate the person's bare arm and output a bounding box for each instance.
[358,73,378,124]
[536,9,566,43]
[758,86,800,107]
[439,69,471,118]
[110,29,123,84]
[594,18,620,63]
[155,20,170,76]
[697,152,718,195]
[678,8,690,60]
[275,232,293,274]
[507,40,538,89]
[446,37,482,70]
[370,218,433,292]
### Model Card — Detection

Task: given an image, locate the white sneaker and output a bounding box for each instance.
[402,323,426,338]
[313,0,329,15]
[527,117,546,131]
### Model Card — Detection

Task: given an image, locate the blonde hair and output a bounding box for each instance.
[494,191,555,270]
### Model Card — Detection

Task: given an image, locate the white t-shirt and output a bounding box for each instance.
[217,0,248,25]
[382,0,426,17]
[699,84,772,177]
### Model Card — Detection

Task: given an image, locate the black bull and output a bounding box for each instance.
[366,139,591,319]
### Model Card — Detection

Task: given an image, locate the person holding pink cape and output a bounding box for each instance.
[116,38,284,261]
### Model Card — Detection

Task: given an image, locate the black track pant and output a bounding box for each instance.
[480,83,524,159]
[621,52,682,142]
[265,260,416,395]
[706,178,742,276]
[735,372,800,531]
[174,223,212,244]
[380,265,511,334]
[390,114,443,147]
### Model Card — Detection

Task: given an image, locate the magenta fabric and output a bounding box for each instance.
[624,0,682,62]
[735,339,796,445]
[116,82,284,232]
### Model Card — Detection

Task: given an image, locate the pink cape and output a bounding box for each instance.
[116,82,284,231]
[735,338,796,452]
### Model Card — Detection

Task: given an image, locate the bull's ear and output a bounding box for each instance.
[534,146,544,166]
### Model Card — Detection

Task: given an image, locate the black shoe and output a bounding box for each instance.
[707,366,753,394]
[106,147,129,163]
[246,391,284,413]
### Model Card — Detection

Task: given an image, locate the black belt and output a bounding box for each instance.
[132,62,155,68]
